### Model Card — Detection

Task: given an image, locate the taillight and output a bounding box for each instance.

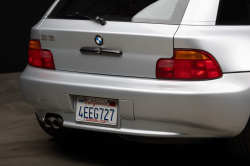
[28,40,55,69]
[156,50,222,80]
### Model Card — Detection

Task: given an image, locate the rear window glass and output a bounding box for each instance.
[216,0,250,25]
[49,0,190,24]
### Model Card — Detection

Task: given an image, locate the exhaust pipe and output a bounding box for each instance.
[44,117,56,128]
[52,118,63,129]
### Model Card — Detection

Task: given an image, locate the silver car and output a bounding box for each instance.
[19,0,250,161]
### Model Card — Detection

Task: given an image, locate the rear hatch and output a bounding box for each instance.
[38,0,189,78]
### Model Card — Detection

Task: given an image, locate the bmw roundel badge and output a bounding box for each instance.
[95,35,104,46]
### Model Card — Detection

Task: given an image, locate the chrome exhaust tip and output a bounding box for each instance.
[44,117,56,128]
[52,118,63,129]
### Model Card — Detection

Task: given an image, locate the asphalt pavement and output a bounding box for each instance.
[0,72,248,166]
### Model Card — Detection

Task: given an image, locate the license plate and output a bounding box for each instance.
[76,96,118,125]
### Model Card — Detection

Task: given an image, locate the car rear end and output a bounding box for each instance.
[19,0,250,141]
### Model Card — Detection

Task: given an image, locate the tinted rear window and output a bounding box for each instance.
[49,0,190,24]
[216,0,250,25]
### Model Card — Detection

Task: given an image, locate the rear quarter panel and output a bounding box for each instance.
[174,25,250,73]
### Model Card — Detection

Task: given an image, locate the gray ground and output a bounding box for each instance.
[0,72,248,166]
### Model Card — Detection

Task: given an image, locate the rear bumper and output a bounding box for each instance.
[19,65,250,138]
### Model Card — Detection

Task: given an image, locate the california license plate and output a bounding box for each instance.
[76,96,118,125]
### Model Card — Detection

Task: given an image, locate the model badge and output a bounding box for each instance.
[41,35,48,40]
[41,35,55,41]
[95,35,103,46]
[48,35,55,41]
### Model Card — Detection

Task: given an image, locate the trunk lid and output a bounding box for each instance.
[38,19,178,78]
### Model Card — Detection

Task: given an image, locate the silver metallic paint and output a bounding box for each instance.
[30,19,45,39]
[57,93,74,113]
[175,25,250,73]
[19,65,250,138]
[21,0,250,139]
[37,91,45,101]
[181,0,219,26]
[180,22,216,26]
[38,19,179,78]
[119,100,134,120]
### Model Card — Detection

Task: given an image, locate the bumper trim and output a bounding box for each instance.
[64,121,181,137]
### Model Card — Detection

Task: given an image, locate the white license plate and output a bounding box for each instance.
[76,96,118,125]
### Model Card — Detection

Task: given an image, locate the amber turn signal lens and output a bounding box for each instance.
[175,50,209,60]
[29,40,41,49]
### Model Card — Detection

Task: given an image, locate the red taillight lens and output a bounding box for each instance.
[28,40,55,69]
[156,50,222,80]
